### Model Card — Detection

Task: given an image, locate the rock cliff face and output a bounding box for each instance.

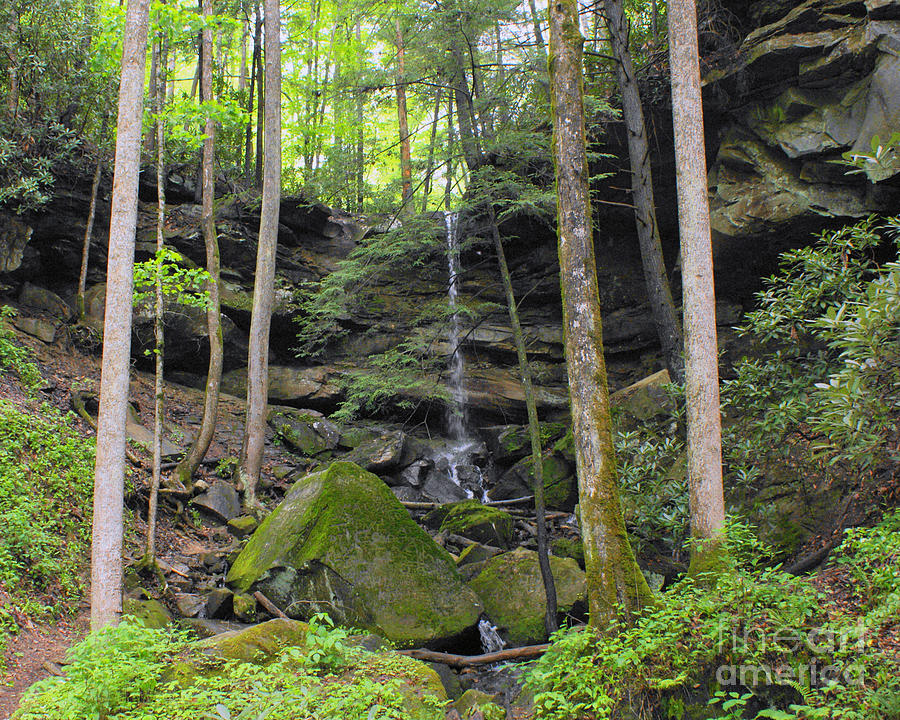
[2,0,899,430]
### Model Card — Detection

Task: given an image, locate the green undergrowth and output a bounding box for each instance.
[0,322,95,659]
[526,514,900,719]
[15,615,448,720]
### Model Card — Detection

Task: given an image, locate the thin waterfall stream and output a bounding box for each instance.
[442,211,485,499]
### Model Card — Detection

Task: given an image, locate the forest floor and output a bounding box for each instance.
[0,322,298,718]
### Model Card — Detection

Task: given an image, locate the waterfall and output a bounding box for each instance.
[443,211,479,495]
[445,210,468,452]
[478,618,506,655]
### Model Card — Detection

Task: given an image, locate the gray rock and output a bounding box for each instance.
[192,480,241,522]
[14,316,58,343]
[19,283,72,320]
[268,406,339,456]
[0,215,32,272]
[206,588,235,619]
[174,593,206,618]
[221,365,343,408]
[399,459,431,488]
[421,463,471,504]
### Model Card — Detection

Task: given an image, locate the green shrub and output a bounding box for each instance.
[0,306,43,387]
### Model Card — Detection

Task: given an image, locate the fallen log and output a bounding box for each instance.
[254,591,289,619]
[401,495,535,511]
[397,643,549,667]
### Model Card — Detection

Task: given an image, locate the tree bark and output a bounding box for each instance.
[244,7,261,181]
[235,0,280,510]
[146,30,168,563]
[489,213,558,636]
[254,14,264,189]
[548,0,652,624]
[603,0,683,381]
[76,149,103,320]
[91,0,151,631]
[421,88,443,213]
[395,18,413,208]
[175,0,223,489]
[668,0,726,573]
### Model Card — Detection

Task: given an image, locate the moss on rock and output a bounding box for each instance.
[427,500,514,547]
[195,618,310,662]
[226,461,483,648]
[469,547,586,645]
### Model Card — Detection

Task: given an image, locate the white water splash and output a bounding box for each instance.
[478,618,506,654]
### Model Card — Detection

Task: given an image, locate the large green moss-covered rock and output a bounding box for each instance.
[469,547,586,646]
[226,461,483,648]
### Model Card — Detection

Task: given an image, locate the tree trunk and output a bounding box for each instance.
[354,21,364,211]
[244,7,261,181]
[236,0,280,510]
[603,0,683,381]
[175,0,223,489]
[444,94,455,210]
[668,0,726,574]
[421,88,443,213]
[76,150,103,320]
[254,17,264,189]
[146,31,168,563]
[144,39,158,156]
[528,0,546,52]
[395,18,413,208]
[450,45,481,172]
[548,0,652,624]
[91,0,150,631]
[489,212,558,635]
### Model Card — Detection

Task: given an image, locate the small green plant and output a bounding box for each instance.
[298,613,353,671]
[0,306,43,388]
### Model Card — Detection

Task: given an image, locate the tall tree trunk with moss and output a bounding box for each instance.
[603,0,683,381]
[668,0,726,572]
[548,0,652,624]
[91,0,150,631]
[146,31,168,563]
[489,211,558,635]
[235,0,280,510]
[175,0,223,490]
[254,15,264,189]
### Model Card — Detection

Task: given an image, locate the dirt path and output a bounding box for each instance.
[0,613,89,720]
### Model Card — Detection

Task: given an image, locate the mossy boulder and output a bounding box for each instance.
[123,597,172,629]
[195,618,310,662]
[267,406,339,456]
[469,547,587,645]
[426,500,514,548]
[550,537,585,568]
[226,461,483,648]
[451,689,505,720]
[496,451,576,510]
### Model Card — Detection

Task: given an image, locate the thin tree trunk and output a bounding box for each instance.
[604,0,683,381]
[668,0,726,573]
[76,147,104,320]
[450,45,480,172]
[144,40,158,155]
[444,94,455,210]
[254,19,264,189]
[354,23,364,211]
[239,15,249,93]
[395,18,412,208]
[146,31,168,563]
[91,0,150,631]
[244,7,261,180]
[175,0,223,489]
[548,0,652,624]
[489,212,558,635]
[236,0,280,510]
[421,88,443,213]
[651,0,659,47]
[528,0,546,52]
